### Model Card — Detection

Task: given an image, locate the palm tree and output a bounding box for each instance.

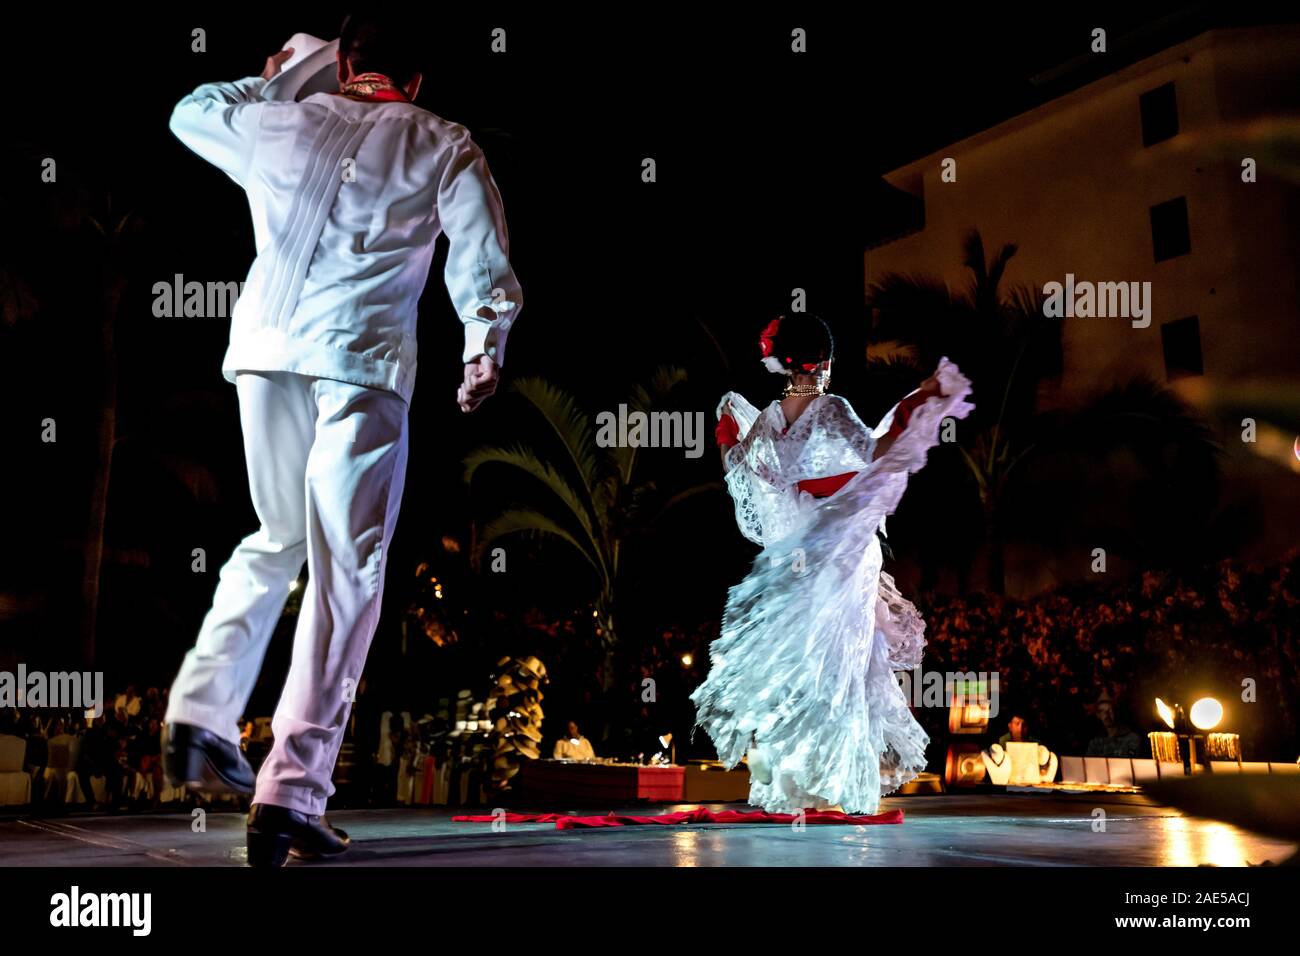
[463,368,721,687]
[80,195,134,666]
[0,169,136,665]
[1033,377,1223,571]
[867,230,1056,592]
[866,230,1221,592]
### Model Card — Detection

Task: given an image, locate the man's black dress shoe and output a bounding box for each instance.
[247,803,351,867]
[161,722,255,795]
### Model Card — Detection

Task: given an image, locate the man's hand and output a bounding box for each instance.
[458,355,500,413]
[261,48,294,80]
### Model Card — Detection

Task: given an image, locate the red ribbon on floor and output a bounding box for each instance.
[452,807,904,829]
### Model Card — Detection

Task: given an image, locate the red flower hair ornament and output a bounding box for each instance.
[759,318,789,375]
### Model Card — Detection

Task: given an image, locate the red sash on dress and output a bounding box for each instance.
[796,472,858,498]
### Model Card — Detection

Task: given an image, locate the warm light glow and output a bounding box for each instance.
[1155,697,1177,730]
[1190,697,1223,731]
[680,653,693,667]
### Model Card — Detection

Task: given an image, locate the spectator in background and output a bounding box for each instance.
[115,686,142,719]
[1086,691,1142,757]
[144,687,163,721]
[553,721,596,761]
[78,714,123,807]
[997,714,1038,748]
[42,718,77,802]
[19,712,47,781]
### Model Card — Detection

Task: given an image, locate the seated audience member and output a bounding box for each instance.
[1085,691,1143,757]
[997,714,1039,748]
[553,721,596,761]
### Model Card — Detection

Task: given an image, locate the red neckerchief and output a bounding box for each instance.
[334,72,410,102]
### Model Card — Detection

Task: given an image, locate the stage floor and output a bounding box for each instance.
[2,793,1294,867]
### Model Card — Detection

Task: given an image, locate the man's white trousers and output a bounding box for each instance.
[166,370,409,814]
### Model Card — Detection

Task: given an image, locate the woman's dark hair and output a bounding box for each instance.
[764,313,834,372]
[340,14,421,87]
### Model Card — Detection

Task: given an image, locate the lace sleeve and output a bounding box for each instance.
[870,357,974,476]
[715,394,793,546]
[721,427,784,546]
[822,396,877,465]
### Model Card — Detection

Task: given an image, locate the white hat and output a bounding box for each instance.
[262,33,341,103]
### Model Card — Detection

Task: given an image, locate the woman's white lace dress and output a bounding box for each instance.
[690,358,974,814]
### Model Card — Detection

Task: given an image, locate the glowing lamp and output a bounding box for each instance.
[1155,697,1178,730]
[1190,697,1223,731]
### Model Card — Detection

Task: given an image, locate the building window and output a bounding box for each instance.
[1161,316,1203,379]
[1139,82,1179,147]
[1150,196,1191,262]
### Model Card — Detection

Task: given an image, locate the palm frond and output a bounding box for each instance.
[510,377,603,501]
[463,444,608,576]
[962,229,988,286]
[614,365,688,484]
[627,365,688,415]
[865,339,921,367]
[957,444,991,502]
[1060,378,1221,457]
[477,507,605,582]
[865,272,953,314]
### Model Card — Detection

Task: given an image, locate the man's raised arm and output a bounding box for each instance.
[169,50,291,184]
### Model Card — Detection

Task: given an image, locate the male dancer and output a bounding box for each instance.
[161,15,522,866]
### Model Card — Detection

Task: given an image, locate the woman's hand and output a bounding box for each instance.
[885,373,942,442]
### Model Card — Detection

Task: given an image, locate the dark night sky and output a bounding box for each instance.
[0,3,1279,689]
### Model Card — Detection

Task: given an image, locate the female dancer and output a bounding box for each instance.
[691,313,973,814]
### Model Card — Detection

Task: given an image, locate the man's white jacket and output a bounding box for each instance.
[170,71,521,404]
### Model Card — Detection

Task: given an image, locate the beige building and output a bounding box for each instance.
[866,25,1300,568]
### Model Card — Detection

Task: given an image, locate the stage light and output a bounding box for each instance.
[288,579,300,592]
[680,653,693,667]
[1155,697,1177,730]
[655,732,676,764]
[1190,697,1223,731]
